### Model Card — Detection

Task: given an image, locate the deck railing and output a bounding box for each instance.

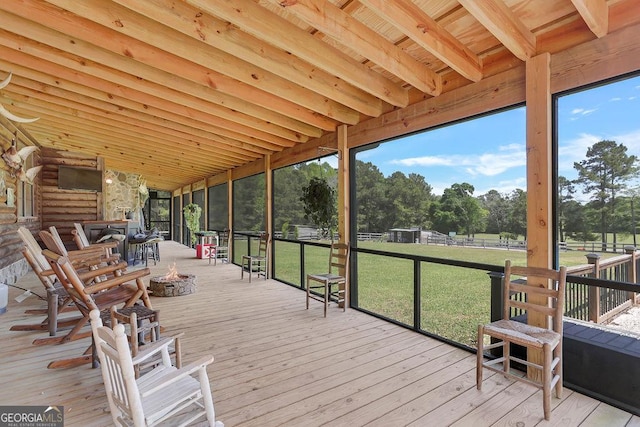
[232,234,639,345]
[564,247,640,323]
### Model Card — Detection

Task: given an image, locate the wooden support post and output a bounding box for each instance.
[525,52,552,381]
[265,155,272,278]
[337,124,349,307]
[227,170,233,258]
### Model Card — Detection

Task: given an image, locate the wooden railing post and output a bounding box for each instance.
[586,253,601,323]
[624,245,638,303]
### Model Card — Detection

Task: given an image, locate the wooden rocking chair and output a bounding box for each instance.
[38,246,151,368]
[72,222,121,261]
[89,309,224,427]
[11,226,78,336]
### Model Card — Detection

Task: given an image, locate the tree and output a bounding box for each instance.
[384,171,434,229]
[432,183,486,237]
[574,140,639,250]
[557,176,576,242]
[479,190,509,234]
[506,188,527,238]
[354,161,388,232]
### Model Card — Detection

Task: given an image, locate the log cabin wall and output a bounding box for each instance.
[40,147,103,248]
[0,127,37,286]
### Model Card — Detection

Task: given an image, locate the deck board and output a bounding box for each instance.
[0,240,637,426]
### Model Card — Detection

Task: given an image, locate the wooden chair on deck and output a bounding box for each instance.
[38,241,151,368]
[49,225,121,266]
[209,229,229,265]
[306,242,349,317]
[72,222,121,260]
[89,309,224,427]
[476,260,567,420]
[241,232,269,282]
[11,226,78,336]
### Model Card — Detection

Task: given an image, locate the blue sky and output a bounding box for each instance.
[352,74,640,198]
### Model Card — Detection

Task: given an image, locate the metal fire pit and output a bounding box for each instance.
[149,274,196,297]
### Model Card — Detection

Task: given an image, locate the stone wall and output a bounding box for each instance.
[104,170,148,226]
[0,258,28,286]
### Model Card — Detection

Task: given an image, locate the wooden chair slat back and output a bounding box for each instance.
[91,313,140,423]
[503,260,567,333]
[40,248,84,306]
[258,233,269,257]
[72,223,91,249]
[17,226,49,272]
[328,243,349,276]
[39,226,69,256]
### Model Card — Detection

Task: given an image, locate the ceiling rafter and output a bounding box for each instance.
[571,0,608,38]
[0,48,299,152]
[113,0,385,118]
[360,0,482,82]
[0,2,324,139]
[42,0,360,127]
[184,0,410,108]
[273,0,442,96]
[0,29,307,147]
[458,0,536,61]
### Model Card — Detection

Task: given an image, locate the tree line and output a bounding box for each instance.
[229,140,639,247]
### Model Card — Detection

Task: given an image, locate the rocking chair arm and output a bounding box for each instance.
[83,268,150,294]
[77,262,128,282]
[131,336,176,364]
[139,355,214,398]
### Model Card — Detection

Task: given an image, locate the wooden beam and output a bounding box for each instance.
[0,6,320,140]
[2,80,281,156]
[42,0,359,127]
[458,0,536,61]
[112,0,385,118]
[184,0,409,108]
[361,0,482,82]
[0,49,301,150]
[571,0,608,38]
[275,0,442,96]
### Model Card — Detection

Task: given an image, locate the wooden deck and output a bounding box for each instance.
[1,240,638,427]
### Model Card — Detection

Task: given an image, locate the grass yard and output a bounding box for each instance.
[250,238,619,347]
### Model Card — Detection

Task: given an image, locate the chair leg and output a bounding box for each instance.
[48,290,58,336]
[503,340,510,377]
[543,343,552,420]
[323,280,328,317]
[554,342,563,399]
[476,325,484,390]
[306,277,310,310]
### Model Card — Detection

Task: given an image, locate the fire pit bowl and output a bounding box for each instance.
[149,269,196,297]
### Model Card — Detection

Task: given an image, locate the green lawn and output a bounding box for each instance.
[262,239,618,348]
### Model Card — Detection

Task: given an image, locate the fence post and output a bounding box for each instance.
[624,245,638,303]
[586,253,601,323]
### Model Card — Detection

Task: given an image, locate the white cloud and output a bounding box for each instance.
[389,144,526,177]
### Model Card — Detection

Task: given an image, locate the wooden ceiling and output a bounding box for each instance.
[0,0,637,190]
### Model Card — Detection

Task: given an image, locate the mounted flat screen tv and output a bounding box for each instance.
[58,166,103,192]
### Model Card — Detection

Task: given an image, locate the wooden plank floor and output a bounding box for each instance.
[1,240,638,427]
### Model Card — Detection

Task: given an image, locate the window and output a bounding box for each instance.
[17,153,36,218]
